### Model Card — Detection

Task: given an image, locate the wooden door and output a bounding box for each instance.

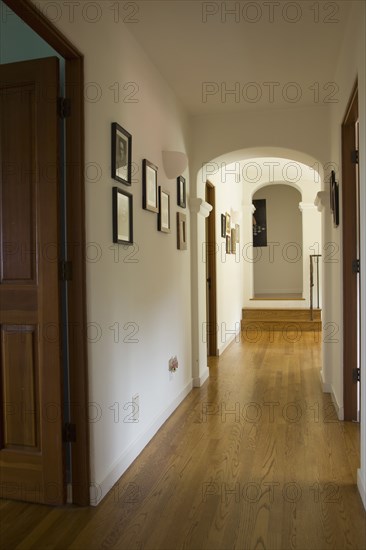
[205,182,217,356]
[0,57,64,504]
[342,83,360,421]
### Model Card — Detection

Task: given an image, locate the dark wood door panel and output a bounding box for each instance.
[342,85,359,421]
[0,84,37,283]
[1,325,39,449]
[0,57,64,504]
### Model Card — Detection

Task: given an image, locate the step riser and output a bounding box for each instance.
[241,320,322,332]
[242,309,321,321]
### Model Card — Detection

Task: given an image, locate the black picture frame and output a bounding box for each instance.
[112,187,133,245]
[226,235,231,254]
[330,170,339,227]
[142,159,159,213]
[252,199,267,247]
[221,214,226,238]
[177,212,187,250]
[177,176,186,208]
[158,187,171,233]
[111,122,132,185]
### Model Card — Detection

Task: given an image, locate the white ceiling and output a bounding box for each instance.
[128,0,353,115]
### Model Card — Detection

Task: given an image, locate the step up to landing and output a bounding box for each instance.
[242,308,322,332]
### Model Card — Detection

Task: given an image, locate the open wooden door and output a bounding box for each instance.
[205,182,217,356]
[342,82,360,422]
[0,57,65,504]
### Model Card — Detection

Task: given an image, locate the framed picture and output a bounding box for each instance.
[111,122,132,185]
[330,170,339,227]
[225,212,231,236]
[177,212,187,250]
[158,187,171,233]
[177,176,186,208]
[330,170,335,212]
[221,214,226,238]
[253,199,267,247]
[226,235,231,254]
[235,223,240,243]
[142,159,159,213]
[231,228,237,253]
[112,187,133,245]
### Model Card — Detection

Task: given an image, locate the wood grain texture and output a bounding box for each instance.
[341,81,359,421]
[0,57,64,505]
[242,308,322,333]
[1,333,365,549]
[243,308,322,321]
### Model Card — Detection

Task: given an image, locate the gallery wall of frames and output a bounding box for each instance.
[111,122,187,251]
[220,212,240,255]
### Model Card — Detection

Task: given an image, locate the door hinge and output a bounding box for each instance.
[352,368,360,383]
[59,260,73,281]
[63,423,76,443]
[58,97,71,119]
[351,149,359,164]
[352,259,360,273]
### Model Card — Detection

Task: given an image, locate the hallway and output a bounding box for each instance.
[1,333,365,550]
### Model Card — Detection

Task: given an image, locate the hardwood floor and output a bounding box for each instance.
[1,333,365,549]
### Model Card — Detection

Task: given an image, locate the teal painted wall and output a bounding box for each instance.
[0,0,65,92]
[0,0,61,63]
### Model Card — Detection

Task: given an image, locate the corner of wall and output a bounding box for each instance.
[90,379,193,506]
[357,469,366,510]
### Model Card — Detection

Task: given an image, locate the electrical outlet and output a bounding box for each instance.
[169,356,178,372]
[132,394,139,422]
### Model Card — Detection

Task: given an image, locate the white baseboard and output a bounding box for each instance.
[330,387,344,420]
[320,369,331,393]
[319,373,344,419]
[90,379,193,506]
[217,327,241,356]
[357,468,366,510]
[193,367,209,387]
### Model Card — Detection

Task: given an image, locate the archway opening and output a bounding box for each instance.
[252,184,303,299]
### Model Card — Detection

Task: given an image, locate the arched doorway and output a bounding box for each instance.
[191,147,323,384]
[252,184,303,299]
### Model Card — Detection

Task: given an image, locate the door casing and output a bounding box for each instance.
[342,81,360,422]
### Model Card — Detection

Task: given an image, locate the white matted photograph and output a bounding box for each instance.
[158,187,170,233]
[111,122,132,185]
[112,187,133,245]
[142,159,159,213]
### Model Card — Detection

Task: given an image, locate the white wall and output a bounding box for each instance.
[321,0,365,416]
[321,1,366,507]
[253,184,303,295]
[25,1,193,504]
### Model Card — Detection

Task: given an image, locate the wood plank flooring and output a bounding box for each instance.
[1,333,365,550]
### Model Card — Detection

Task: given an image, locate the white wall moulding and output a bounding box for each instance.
[162,150,188,179]
[193,367,209,388]
[189,198,212,218]
[298,202,318,212]
[315,191,329,212]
